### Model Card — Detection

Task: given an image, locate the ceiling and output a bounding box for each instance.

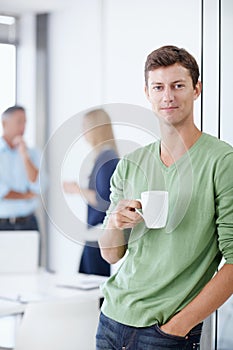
[0,0,67,15]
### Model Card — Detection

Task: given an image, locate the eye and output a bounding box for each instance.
[152,85,163,92]
[174,83,184,89]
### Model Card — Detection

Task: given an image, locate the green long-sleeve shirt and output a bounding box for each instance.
[101,133,233,327]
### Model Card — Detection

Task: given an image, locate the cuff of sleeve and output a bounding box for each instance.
[28,182,40,194]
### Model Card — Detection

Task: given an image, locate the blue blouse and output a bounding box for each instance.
[79,148,119,276]
[87,148,119,227]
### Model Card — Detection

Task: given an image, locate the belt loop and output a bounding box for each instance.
[9,217,16,224]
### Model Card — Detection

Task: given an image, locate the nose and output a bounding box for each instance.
[163,87,174,103]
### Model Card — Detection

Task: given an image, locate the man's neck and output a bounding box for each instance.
[160,124,202,167]
[3,135,14,149]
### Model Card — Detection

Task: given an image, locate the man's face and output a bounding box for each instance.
[145,63,201,128]
[3,110,26,141]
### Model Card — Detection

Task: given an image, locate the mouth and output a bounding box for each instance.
[160,106,178,112]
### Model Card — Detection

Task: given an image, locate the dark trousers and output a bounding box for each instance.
[79,242,110,277]
[0,214,39,231]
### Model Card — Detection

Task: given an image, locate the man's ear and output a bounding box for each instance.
[194,80,202,101]
[144,85,151,102]
[2,119,6,129]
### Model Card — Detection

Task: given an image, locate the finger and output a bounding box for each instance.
[116,210,141,227]
[117,199,142,211]
[121,206,143,221]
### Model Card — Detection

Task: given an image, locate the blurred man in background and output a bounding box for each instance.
[0,105,40,231]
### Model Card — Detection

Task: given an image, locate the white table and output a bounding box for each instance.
[0,269,107,347]
[0,269,106,314]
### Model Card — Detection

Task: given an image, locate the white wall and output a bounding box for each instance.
[47,0,202,273]
[102,0,201,110]
[48,0,103,134]
[47,0,104,272]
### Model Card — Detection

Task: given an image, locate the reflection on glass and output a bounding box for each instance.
[218,0,233,348]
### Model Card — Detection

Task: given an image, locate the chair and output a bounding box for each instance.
[0,314,22,350]
[0,231,39,273]
[14,297,100,350]
[0,231,40,349]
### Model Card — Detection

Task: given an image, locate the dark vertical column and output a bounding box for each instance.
[36,13,49,267]
[36,13,49,149]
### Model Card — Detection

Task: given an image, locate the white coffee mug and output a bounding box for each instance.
[136,190,168,229]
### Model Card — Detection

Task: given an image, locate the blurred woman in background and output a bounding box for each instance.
[63,108,119,276]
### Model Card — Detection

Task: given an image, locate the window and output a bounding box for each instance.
[0,14,17,134]
[0,44,16,114]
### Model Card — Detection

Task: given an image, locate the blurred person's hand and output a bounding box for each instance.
[25,190,37,199]
[63,181,81,194]
[12,135,28,158]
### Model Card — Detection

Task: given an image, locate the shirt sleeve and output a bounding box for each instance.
[215,152,233,264]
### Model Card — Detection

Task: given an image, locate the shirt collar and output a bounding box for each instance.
[0,137,10,151]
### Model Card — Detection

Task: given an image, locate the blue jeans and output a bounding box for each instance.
[96,312,202,350]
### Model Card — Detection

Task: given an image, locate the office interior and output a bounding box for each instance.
[0,0,233,349]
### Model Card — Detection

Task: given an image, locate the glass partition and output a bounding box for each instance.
[220,0,233,146]
[217,0,233,348]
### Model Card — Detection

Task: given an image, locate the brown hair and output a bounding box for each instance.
[144,45,200,88]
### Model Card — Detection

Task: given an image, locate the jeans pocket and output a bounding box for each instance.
[188,322,203,346]
[189,323,203,337]
[154,324,187,341]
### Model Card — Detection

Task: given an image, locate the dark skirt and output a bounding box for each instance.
[79,242,110,277]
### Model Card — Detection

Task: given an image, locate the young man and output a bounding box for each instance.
[96,46,233,349]
[0,105,40,231]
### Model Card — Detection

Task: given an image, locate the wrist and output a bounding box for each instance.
[21,152,29,161]
[162,314,192,337]
[107,215,117,230]
[107,214,123,231]
[74,184,80,194]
